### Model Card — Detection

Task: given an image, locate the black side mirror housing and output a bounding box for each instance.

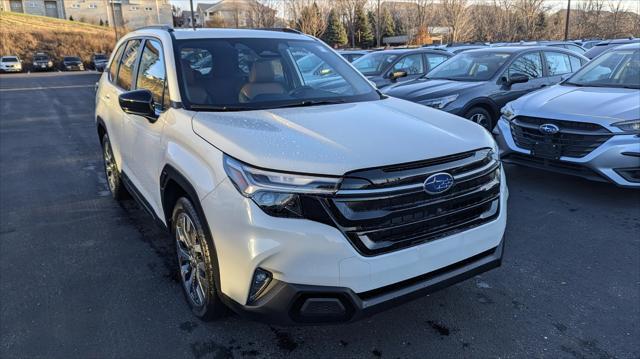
[389,70,408,81]
[506,73,529,85]
[119,89,158,122]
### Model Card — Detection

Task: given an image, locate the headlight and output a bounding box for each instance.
[47,61,53,66]
[32,62,37,66]
[490,141,500,161]
[223,155,340,218]
[420,94,459,109]
[501,104,516,121]
[612,120,640,134]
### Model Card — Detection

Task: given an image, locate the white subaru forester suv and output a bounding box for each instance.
[95,26,508,324]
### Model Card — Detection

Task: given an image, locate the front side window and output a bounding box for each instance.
[108,43,126,82]
[427,51,512,81]
[116,39,141,91]
[352,52,398,75]
[425,54,450,71]
[565,48,639,89]
[391,54,424,75]
[176,38,378,110]
[508,52,543,79]
[545,51,572,76]
[136,39,167,112]
[569,56,583,72]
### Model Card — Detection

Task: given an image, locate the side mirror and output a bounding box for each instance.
[389,70,408,81]
[507,73,529,85]
[119,89,157,122]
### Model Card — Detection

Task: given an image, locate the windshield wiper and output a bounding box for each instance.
[190,104,255,112]
[269,99,346,109]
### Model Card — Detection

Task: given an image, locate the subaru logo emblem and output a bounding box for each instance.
[539,123,560,135]
[424,173,455,194]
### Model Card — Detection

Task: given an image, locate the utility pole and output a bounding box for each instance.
[564,0,571,41]
[108,0,119,40]
[189,0,196,30]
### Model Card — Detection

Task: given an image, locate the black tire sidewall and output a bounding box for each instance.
[171,197,224,320]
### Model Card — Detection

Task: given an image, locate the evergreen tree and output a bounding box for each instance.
[322,9,347,48]
[99,18,104,26]
[382,8,395,38]
[393,15,404,36]
[69,15,74,21]
[354,5,373,48]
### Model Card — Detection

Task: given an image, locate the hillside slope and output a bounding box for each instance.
[0,11,116,65]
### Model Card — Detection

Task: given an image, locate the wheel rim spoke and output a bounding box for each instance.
[175,212,207,308]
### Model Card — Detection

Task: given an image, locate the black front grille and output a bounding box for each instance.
[322,149,501,256]
[510,116,612,158]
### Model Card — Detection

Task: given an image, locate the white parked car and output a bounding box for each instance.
[0,56,22,73]
[95,26,508,324]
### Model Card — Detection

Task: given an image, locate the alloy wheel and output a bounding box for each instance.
[175,212,208,308]
[470,113,491,129]
[103,143,118,192]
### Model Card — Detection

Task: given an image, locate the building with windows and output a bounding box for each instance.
[63,0,172,28]
[195,0,276,28]
[1,0,66,19]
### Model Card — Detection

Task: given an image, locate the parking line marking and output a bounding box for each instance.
[0,84,94,92]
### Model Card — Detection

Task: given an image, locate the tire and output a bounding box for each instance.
[465,107,494,131]
[101,133,128,200]
[172,197,226,320]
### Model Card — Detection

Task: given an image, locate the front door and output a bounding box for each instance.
[123,39,169,213]
[494,51,546,108]
[44,1,58,17]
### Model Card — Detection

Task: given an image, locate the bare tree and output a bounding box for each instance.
[247,0,278,28]
[439,0,472,43]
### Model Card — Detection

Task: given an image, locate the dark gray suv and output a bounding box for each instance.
[383,47,588,130]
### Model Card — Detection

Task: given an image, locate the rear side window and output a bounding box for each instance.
[545,51,572,75]
[116,39,142,91]
[508,52,543,79]
[135,39,168,112]
[108,44,126,82]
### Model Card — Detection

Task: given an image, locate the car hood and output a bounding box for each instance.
[383,78,485,102]
[511,84,640,123]
[192,97,495,175]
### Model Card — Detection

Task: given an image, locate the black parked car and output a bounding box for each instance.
[91,53,109,71]
[383,47,588,130]
[62,56,84,71]
[31,52,54,71]
[584,38,640,59]
[337,50,370,62]
[352,48,452,88]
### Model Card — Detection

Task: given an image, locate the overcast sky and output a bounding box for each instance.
[168,0,639,15]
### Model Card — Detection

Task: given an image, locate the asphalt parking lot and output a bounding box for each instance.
[0,72,638,359]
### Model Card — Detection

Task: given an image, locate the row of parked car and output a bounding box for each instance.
[0,52,110,73]
[333,40,639,188]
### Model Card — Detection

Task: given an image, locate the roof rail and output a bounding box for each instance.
[256,27,303,35]
[135,25,174,32]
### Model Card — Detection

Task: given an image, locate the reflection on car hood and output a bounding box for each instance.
[512,84,640,123]
[383,78,485,102]
[192,97,494,175]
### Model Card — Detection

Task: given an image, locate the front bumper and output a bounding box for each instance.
[222,239,503,325]
[202,170,508,323]
[64,65,84,71]
[496,117,640,188]
[0,66,22,72]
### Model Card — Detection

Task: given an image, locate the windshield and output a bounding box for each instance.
[1,57,18,63]
[94,54,107,60]
[352,52,399,75]
[64,57,80,62]
[427,51,512,81]
[565,47,640,89]
[176,38,379,111]
[34,55,48,61]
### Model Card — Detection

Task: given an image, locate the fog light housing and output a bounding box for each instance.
[247,268,272,304]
